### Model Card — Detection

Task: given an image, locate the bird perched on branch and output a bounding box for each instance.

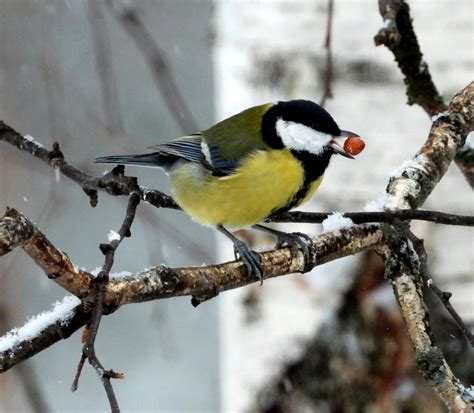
[96,100,364,284]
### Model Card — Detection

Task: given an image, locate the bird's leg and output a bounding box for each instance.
[253,224,313,265]
[216,225,263,285]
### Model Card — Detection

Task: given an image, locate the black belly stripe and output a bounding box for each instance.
[269,149,333,216]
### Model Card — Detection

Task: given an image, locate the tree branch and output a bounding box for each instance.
[375,0,474,187]
[373,82,474,409]
[270,209,474,226]
[319,0,334,107]
[0,120,179,210]
[105,0,198,133]
[0,208,384,373]
[374,0,445,116]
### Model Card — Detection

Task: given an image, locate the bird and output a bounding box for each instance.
[95,100,362,284]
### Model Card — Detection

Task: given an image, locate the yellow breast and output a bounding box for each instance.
[170,150,322,229]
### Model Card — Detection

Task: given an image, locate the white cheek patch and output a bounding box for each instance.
[276,118,332,155]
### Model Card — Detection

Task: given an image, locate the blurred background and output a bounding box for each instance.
[0,0,472,412]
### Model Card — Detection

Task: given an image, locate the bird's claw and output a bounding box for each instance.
[233,239,263,285]
[275,231,313,268]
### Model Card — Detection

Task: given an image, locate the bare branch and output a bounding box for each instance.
[374,0,445,116]
[380,244,473,411]
[384,82,473,210]
[73,191,140,411]
[375,0,473,187]
[105,0,198,133]
[0,121,179,210]
[395,222,474,347]
[270,209,474,226]
[86,0,124,136]
[0,207,93,297]
[0,217,383,372]
[319,0,334,107]
[373,82,474,409]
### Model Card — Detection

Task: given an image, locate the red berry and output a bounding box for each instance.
[344,137,365,156]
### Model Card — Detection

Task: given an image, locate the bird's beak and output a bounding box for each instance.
[329,130,359,159]
[339,129,360,138]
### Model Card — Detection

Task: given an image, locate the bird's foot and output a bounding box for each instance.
[274,231,313,269]
[233,239,263,285]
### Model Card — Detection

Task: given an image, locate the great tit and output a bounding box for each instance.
[96,100,360,283]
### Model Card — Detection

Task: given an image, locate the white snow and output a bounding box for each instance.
[363,193,394,212]
[109,270,133,279]
[54,167,61,183]
[108,230,120,242]
[23,134,44,148]
[382,19,392,29]
[431,111,448,122]
[0,295,80,352]
[389,154,427,180]
[321,212,354,233]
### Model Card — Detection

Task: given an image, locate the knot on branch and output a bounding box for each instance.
[415,346,445,381]
[156,265,180,293]
[97,170,139,196]
[48,142,65,168]
[0,207,35,256]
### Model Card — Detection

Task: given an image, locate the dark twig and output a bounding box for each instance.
[73,190,140,412]
[270,209,474,226]
[319,0,334,107]
[394,221,474,347]
[5,120,472,229]
[105,0,198,133]
[86,0,124,136]
[0,120,179,210]
[374,0,445,116]
[427,279,474,348]
[375,0,473,187]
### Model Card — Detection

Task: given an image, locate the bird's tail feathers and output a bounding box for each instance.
[94,153,175,168]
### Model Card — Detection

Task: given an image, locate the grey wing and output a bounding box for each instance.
[148,135,205,164]
[149,134,238,176]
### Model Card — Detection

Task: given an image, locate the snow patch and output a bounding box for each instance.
[109,270,133,279]
[24,135,44,148]
[431,111,449,122]
[0,295,80,352]
[363,193,394,212]
[54,167,61,183]
[321,212,354,233]
[389,154,427,180]
[108,230,120,242]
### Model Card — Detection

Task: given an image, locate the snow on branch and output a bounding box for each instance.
[375,0,473,188]
[0,296,80,353]
[0,206,384,372]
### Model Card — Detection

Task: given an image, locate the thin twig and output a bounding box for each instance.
[4,120,472,230]
[0,121,179,210]
[374,0,445,116]
[73,191,140,412]
[105,0,198,133]
[86,0,124,136]
[394,221,474,347]
[270,209,474,226]
[319,0,334,107]
[375,0,473,187]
